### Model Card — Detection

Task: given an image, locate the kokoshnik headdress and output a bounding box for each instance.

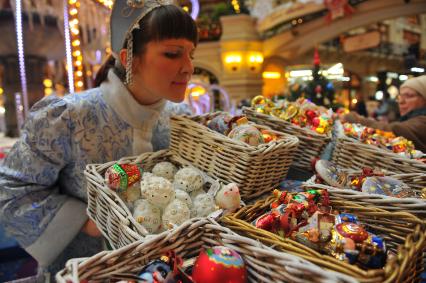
[111,0,175,85]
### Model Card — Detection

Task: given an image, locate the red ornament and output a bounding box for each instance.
[192,246,247,283]
[324,0,355,22]
[305,110,317,121]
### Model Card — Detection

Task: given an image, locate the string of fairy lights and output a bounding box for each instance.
[66,0,85,92]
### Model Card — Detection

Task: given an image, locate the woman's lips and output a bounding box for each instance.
[172,81,188,85]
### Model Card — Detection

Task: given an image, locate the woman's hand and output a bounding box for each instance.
[81,219,102,237]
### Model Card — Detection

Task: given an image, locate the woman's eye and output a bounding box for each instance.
[164,52,180,59]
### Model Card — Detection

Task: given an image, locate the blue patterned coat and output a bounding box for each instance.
[0,70,189,271]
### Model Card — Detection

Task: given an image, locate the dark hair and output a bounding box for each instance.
[94,5,198,87]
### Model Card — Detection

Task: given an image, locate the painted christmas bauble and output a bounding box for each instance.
[315,160,347,188]
[192,246,247,283]
[207,113,232,135]
[227,124,264,146]
[361,176,413,198]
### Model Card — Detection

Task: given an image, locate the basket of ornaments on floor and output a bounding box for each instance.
[242,96,333,171]
[332,120,426,174]
[56,218,358,283]
[169,112,299,201]
[304,159,426,219]
[222,187,426,283]
[84,150,243,249]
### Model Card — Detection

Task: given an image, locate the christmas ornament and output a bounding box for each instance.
[191,193,216,217]
[133,199,162,234]
[173,167,204,193]
[215,183,241,212]
[324,0,355,22]
[314,160,347,188]
[361,176,414,198]
[191,246,247,283]
[141,175,175,209]
[175,189,193,208]
[162,199,191,230]
[105,163,143,193]
[227,124,264,146]
[207,113,233,135]
[152,161,177,182]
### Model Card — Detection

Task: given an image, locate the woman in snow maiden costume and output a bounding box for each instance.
[0,0,197,276]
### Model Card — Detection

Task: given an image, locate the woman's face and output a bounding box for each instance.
[130,38,195,105]
[397,87,426,116]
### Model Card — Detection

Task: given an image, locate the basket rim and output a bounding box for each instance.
[243,106,332,140]
[170,113,300,151]
[56,217,358,283]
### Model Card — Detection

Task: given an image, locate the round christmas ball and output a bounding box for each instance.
[192,246,247,283]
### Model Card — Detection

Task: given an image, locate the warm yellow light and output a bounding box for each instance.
[0,87,3,95]
[69,8,78,15]
[182,6,189,12]
[190,86,207,97]
[86,70,92,76]
[352,98,358,104]
[248,52,264,64]
[69,0,77,4]
[71,19,79,26]
[225,54,242,64]
[44,88,53,96]
[72,40,80,47]
[262,72,281,79]
[73,50,81,57]
[75,60,82,66]
[76,81,84,88]
[43,79,53,88]
[76,71,83,77]
[77,55,83,61]
[71,28,79,35]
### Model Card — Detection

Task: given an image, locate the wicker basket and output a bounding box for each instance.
[243,107,330,171]
[56,218,357,283]
[84,150,223,249]
[222,194,426,283]
[304,171,426,218]
[169,113,299,201]
[332,121,426,174]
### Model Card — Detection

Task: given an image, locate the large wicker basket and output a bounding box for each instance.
[169,113,299,201]
[56,218,357,283]
[84,150,222,249]
[243,107,330,171]
[332,121,426,174]
[222,193,426,283]
[304,171,426,218]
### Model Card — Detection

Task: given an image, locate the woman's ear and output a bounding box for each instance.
[119,49,127,67]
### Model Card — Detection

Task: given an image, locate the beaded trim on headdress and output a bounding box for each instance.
[112,0,175,85]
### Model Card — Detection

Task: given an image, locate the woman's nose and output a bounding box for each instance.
[181,54,194,75]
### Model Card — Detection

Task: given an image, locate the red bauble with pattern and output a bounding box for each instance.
[191,246,247,283]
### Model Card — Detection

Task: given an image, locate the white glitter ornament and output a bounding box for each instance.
[152,162,177,181]
[191,193,216,217]
[190,189,205,200]
[162,199,190,230]
[173,167,204,193]
[140,176,175,209]
[175,189,192,208]
[133,199,162,234]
